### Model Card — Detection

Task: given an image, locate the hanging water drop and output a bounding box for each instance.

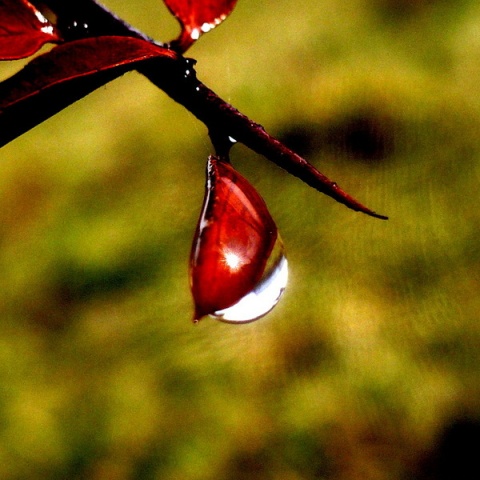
[190,156,288,323]
[212,247,288,323]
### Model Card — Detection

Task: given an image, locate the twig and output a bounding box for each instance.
[36,0,387,219]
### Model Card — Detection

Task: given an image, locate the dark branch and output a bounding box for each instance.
[30,0,387,219]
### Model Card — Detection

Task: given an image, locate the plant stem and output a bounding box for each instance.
[39,0,387,219]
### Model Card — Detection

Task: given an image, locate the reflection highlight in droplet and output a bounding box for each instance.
[212,250,288,324]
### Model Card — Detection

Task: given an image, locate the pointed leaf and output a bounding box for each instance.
[0,0,61,60]
[0,35,179,146]
[164,0,238,51]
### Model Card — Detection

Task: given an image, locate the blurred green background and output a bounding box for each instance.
[1,0,480,478]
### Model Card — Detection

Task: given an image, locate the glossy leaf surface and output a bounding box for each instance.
[0,35,179,146]
[0,0,61,60]
[190,156,287,323]
[163,0,238,51]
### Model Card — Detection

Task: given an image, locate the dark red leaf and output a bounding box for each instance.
[0,0,61,60]
[0,35,179,146]
[164,0,238,51]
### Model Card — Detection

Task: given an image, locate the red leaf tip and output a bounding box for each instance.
[163,0,238,51]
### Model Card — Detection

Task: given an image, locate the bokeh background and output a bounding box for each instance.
[1,0,480,478]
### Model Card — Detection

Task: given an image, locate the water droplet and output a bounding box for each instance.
[190,156,288,323]
[34,10,55,35]
[62,18,90,39]
[182,58,197,80]
[212,243,288,324]
[200,22,214,33]
[190,28,201,40]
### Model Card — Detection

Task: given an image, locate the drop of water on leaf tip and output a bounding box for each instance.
[190,156,288,324]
